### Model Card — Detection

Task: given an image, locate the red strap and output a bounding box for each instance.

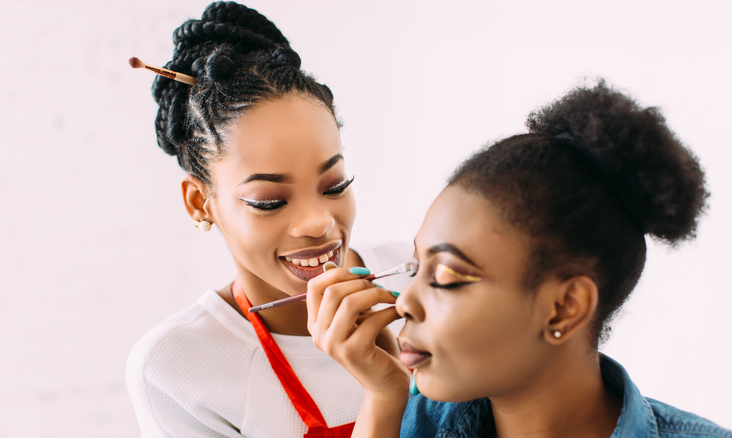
[233,279,354,436]
[304,422,355,438]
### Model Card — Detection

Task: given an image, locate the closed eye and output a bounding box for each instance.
[430,264,482,289]
[429,281,472,290]
[324,176,355,196]
[238,198,287,211]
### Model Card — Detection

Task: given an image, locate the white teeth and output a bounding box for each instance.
[285,250,337,267]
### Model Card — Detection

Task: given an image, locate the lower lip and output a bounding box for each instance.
[281,248,341,282]
[400,350,432,368]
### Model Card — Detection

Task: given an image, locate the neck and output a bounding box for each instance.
[222,270,310,336]
[489,351,621,438]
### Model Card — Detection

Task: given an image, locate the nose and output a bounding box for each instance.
[396,276,425,322]
[289,200,336,239]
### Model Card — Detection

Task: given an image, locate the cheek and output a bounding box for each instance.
[434,290,530,352]
[217,201,284,262]
[335,192,357,231]
[429,291,539,395]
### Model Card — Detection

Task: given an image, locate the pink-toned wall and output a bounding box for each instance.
[1,0,730,435]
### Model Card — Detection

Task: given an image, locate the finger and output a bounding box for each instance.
[326,288,397,344]
[309,278,381,342]
[348,306,403,351]
[306,267,373,329]
[375,326,400,358]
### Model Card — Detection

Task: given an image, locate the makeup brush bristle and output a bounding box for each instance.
[405,261,418,276]
[129,57,144,69]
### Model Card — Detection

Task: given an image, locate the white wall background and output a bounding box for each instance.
[1,0,730,436]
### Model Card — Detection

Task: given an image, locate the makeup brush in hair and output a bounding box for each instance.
[248,261,418,313]
[128,57,195,86]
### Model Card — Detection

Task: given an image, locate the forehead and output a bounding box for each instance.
[417,186,526,268]
[223,94,342,174]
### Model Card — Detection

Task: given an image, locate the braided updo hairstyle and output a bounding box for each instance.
[152,1,338,185]
[449,80,709,344]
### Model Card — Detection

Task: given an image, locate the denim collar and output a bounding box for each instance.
[410,354,659,437]
[602,354,658,438]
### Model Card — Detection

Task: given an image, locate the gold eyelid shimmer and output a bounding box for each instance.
[436,264,482,282]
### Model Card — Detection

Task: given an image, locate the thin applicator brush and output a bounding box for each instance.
[128,57,195,86]
[248,261,417,313]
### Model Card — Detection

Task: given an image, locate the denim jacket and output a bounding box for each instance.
[401,355,731,438]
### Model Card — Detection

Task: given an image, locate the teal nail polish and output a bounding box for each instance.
[409,373,420,395]
[349,267,371,275]
[322,261,338,272]
[391,291,400,297]
[375,283,384,288]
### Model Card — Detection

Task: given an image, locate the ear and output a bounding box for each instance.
[542,276,599,345]
[181,175,214,222]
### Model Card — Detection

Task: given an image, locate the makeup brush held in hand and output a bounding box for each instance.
[248,261,418,313]
[128,57,195,86]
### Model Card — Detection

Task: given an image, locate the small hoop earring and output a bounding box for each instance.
[193,220,212,232]
[553,330,562,339]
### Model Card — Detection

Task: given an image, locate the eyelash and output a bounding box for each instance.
[241,199,287,211]
[239,176,355,211]
[428,281,471,290]
[324,176,355,195]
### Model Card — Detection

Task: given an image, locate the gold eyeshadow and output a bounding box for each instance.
[435,264,482,284]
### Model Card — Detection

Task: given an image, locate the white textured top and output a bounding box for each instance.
[126,242,414,438]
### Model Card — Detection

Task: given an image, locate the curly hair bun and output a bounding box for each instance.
[526,80,709,245]
[152,2,291,158]
[173,2,289,59]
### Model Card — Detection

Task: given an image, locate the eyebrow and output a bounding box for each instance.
[238,153,344,185]
[427,243,480,268]
[319,153,344,174]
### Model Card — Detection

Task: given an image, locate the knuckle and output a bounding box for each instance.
[322,285,340,300]
[341,295,358,313]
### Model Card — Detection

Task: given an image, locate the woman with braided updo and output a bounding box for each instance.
[306,82,732,437]
[126,2,409,437]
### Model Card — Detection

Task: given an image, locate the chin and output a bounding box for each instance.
[420,375,486,403]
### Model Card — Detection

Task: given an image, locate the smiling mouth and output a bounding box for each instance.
[280,246,341,282]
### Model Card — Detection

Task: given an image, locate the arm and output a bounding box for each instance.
[306,268,410,438]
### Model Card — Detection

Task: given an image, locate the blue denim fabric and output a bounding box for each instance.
[401,355,731,438]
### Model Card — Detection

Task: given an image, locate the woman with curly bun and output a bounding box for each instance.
[125,2,408,437]
[306,81,732,437]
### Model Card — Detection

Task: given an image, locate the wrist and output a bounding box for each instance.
[363,388,409,414]
[351,390,408,438]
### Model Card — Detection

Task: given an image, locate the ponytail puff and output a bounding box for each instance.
[527,80,709,245]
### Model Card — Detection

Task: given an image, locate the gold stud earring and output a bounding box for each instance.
[193,220,212,232]
[553,330,562,339]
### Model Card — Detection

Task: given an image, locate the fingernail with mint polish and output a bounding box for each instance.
[391,291,400,297]
[349,267,371,275]
[374,283,384,288]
